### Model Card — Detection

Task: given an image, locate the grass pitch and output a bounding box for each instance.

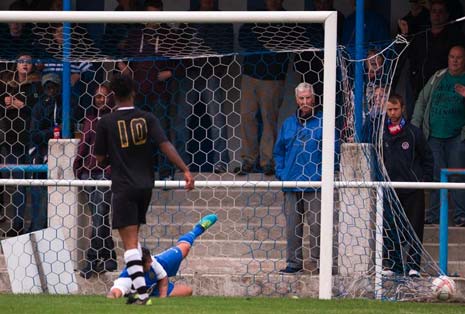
[0,295,464,314]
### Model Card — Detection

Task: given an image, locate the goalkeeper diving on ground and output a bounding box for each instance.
[107,214,218,302]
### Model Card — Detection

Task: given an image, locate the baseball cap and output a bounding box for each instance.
[41,73,61,86]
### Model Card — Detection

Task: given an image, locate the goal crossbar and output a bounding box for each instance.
[1,179,465,190]
[0,10,333,24]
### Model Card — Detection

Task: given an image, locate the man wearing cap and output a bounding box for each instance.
[29,72,73,232]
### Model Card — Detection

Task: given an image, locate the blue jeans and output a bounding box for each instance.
[81,172,115,261]
[427,135,465,223]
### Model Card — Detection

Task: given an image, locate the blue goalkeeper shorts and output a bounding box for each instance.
[155,246,183,277]
[151,282,175,297]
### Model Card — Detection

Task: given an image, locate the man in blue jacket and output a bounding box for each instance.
[273,82,323,274]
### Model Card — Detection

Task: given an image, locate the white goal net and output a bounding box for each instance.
[0,10,452,301]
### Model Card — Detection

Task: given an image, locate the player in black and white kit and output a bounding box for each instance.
[94,75,194,305]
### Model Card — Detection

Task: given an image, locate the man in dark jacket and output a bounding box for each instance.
[29,72,72,234]
[402,0,465,99]
[381,93,433,277]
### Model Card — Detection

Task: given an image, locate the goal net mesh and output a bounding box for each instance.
[0,19,448,301]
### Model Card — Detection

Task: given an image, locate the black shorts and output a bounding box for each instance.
[111,188,152,229]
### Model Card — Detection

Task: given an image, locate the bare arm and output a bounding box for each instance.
[159,141,194,190]
[96,155,106,164]
[454,83,465,98]
[398,19,409,35]
[106,287,123,299]
[157,70,172,81]
[117,61,133,77]
[70,73,81,86]
[157,277,169,298]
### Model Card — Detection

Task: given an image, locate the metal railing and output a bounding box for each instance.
[439,168,465,274]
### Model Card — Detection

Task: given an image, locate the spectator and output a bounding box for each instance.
[73,85,117,279]
[99,0,142,57]
[30,72,70,233]
[397,0,430,36]
[32,0,63,10]
[395,0,430,118]
[411,45,465,227]
[36,24,94,86]
[445,0,464,22]
[361,85,387,143]
[114,0,140,11]
[234,0,289,176]
[313,0,344,40]
[342,0,390,55]
[0,53,41,236]
[273,82,322,274]
[364,50,389,115]
[178,0,234,173]
[400,0,465,100]
[119,0,177,179]
[380,94,433,277]
[0,1,37,61]
[34,23,97,122]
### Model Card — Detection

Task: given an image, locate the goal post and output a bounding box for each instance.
[320,11,337,300]
[0,10,338,299]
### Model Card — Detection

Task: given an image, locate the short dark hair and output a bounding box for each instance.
[141,247,152,264]
[431,0,448,10]
[16,51,33,60]
[388,93,404,108]
[109,74,136,101]
[144,0,163,10]
[450,45,465,54]
[93,83,110,95]
[9,0,30,11]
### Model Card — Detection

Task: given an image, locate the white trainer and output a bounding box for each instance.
[408,269,420,278]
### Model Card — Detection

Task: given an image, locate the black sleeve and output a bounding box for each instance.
[415,126,434,182]
[148,113,168,146]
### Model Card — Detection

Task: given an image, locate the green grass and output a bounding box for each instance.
[0,295,463,314]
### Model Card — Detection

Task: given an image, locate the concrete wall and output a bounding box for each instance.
[338,143,377,276]
[47,139,84,267]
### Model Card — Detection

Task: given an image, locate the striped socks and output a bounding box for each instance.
[124,248,148,300]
